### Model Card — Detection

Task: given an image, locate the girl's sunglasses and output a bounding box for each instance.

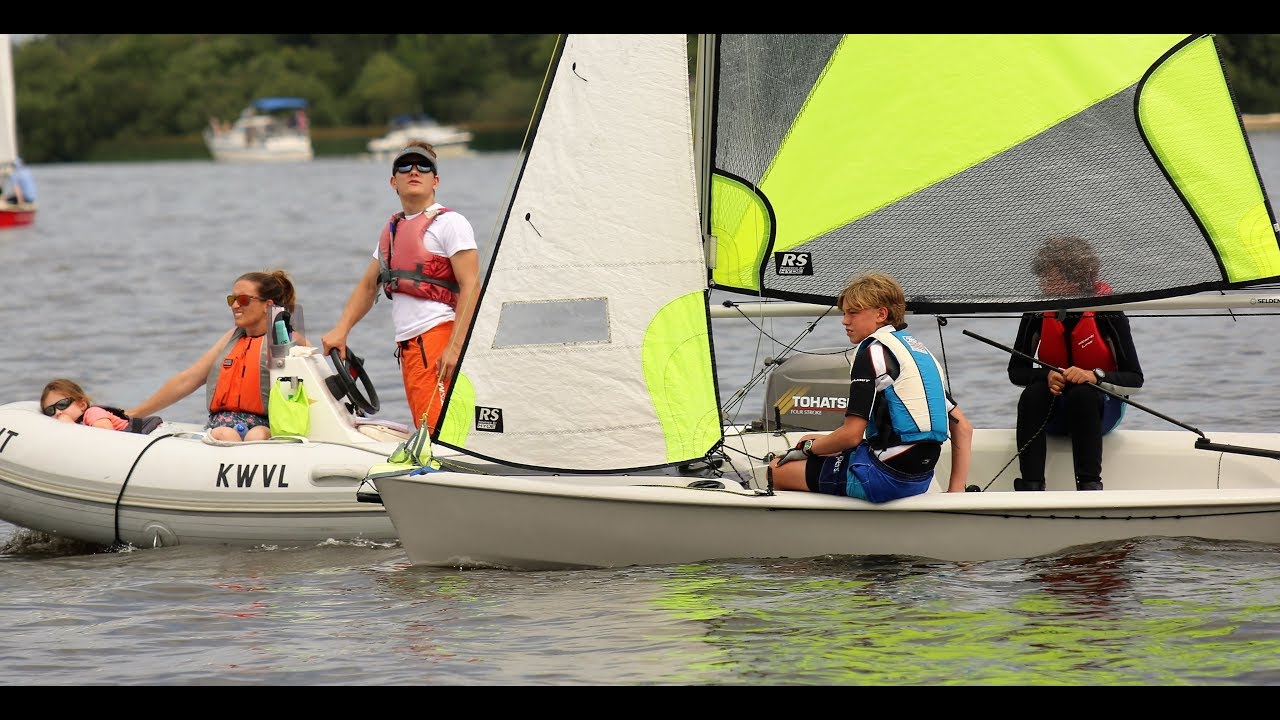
[226,294,265,307]
[42,397,74,416]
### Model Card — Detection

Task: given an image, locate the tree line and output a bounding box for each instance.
[10,34,1279,164]
[11,34,561,163]
[1215,35,1280,115]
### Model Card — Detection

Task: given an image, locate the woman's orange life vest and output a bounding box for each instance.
[205,331,270,415]
[1037,311,1118,372]
[377,208,459,307]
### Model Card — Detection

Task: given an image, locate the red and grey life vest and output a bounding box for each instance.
[1037,311,1117,372]
[377,208,459,307]
[205,330,270,416]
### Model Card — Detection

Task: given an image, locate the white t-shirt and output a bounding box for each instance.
[371,202,477,341]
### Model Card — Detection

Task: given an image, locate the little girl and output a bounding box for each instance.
[39,378,129,431]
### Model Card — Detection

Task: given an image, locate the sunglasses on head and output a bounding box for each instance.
[226,294,265,307]
[395,162,435,175]
[42,397,74,416]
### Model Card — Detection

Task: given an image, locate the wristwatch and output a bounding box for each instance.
[801,439,815,456]
[1094,369,1107,382]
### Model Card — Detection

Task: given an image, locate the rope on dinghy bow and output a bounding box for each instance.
[110,433,176,551]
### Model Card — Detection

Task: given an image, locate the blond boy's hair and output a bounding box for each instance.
[838,271,907,326]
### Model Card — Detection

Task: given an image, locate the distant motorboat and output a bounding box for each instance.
[367,113,473,160]
[1243,112,1280,131]
[204,96,314,163]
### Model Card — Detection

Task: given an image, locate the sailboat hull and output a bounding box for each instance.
[375,428,1280,569]
[371,34,1280,570]
[0,205,34,228]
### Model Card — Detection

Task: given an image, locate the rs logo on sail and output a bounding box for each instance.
[774,251,814,276]
[476,407,504,432]
[216,463,289,488]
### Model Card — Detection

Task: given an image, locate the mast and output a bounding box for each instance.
[694,34,717,271]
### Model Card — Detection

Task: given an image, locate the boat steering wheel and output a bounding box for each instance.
[327,347,380,416]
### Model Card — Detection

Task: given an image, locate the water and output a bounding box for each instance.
[3,142,1280,685]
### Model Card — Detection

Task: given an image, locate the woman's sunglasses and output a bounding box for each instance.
[395,162,435,175]
[42,397,74,416]
[226,294,265,307]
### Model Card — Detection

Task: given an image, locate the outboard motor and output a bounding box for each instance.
[752,347,854,432]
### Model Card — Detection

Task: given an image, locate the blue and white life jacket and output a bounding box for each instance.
[856,326,949,445]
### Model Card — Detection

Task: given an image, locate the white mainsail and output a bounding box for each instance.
[435,34,721,472]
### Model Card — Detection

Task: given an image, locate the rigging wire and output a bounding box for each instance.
[975,403,1055,492]
[931,315,953,397]
[719,304,838,425]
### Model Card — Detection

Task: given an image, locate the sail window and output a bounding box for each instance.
[493,298,610,347]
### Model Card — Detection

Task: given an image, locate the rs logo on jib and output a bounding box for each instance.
[774,251,813,276]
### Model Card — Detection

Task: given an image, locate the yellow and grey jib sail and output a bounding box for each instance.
[707,34,1280,312]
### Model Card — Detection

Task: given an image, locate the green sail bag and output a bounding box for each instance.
[269,378,310,437]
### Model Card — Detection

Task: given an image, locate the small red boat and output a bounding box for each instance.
[0,205,35,228]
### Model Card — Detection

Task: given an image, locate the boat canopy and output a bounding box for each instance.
[391,113,438,126]
[253,97,308,112]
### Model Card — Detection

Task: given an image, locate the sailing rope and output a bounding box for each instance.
[975,404,1054,493]
[424,378,446,435]
[111,433,177,551]
[412,379,493,475]
[719,303,843,428]
[932,315,953,397]
[931,312,1052,492]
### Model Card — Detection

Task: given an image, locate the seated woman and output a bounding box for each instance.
[127,269,303,443]
[39,378,129,431]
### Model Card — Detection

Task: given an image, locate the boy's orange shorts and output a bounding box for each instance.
[397,321,454,431]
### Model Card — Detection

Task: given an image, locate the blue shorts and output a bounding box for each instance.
[207,410,269,436]
[810,443,934,503]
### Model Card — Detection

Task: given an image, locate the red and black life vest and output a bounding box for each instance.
[377,208,459,307]
[1037,311,1117,372]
